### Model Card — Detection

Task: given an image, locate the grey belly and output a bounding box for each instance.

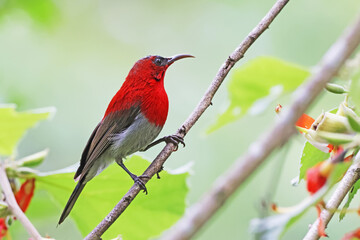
[110,113,162,158]
[86,113,162,181]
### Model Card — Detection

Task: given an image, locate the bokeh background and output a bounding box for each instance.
[1,0,360,239]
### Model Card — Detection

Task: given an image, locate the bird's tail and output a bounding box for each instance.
[58,180,86,225]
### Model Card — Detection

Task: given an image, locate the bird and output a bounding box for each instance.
[58,54,194,225]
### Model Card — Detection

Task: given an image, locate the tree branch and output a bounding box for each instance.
[85,0,290,239]
[160,11,360,240]
[0,163,43,240]
[303,161,360,240]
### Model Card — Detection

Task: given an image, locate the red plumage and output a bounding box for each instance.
[59,54,193,225]
[104,56,169,126]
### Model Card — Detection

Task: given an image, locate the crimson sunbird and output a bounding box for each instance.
[58,54,194,224]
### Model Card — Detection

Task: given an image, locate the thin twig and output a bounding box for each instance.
[85,0,290,239]
[160,11,360,240]
[303,161,360,240]
[0,163,43,240]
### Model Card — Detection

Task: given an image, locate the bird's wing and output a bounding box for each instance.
[74,122,101,179]
[74,105,141,180]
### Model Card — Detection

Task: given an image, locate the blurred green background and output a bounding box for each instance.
[1,0,360,239]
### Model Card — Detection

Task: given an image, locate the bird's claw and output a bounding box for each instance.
[132,174,150,194]
[156,166,164,179]
[164,135,185,151]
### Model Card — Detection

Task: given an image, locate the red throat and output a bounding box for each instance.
[141,85,169,126]
[103,65,169,126]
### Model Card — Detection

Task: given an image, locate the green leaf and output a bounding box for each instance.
[0,105,54,156]
[327,161,352,185]
[0,0,59,28]
[208,57,309,133]
[16,149,49,167]
[329,107,339,114]
[251,162,351,240]
[299,142,330,181]
[35,156,189,240]
[347,115,360,132]
[340,179,360,220]
[0,201,10,218]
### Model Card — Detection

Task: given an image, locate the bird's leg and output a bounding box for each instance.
[117,162,149,194]
[143,135,185,151]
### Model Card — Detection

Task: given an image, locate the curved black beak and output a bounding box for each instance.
[167,54,195,65]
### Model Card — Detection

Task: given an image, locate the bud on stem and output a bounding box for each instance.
[325,83,348,94]
[312,112,352,134]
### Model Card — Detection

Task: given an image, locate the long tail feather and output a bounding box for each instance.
[58,180,86,225]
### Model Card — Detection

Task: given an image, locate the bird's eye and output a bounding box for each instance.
[154,57,164,66]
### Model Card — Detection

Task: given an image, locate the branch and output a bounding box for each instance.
[160,11,360,240]
[85,0,290,239]
[0,163,43,240]
[303,161,360,240]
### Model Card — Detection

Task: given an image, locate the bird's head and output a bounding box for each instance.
[127,54,194,84]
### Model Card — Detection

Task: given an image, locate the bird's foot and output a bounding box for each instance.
[156,166,164,179]
[131,174,150,194]
[164,135,185,151]
[142,130,186,151]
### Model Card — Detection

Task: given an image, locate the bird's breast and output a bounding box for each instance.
[140,88,169,127]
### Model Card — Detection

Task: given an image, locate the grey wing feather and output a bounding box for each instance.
[74,122,101,179]
[75,105,141,181]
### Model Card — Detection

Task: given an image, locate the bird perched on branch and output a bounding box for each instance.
[59,54,194,224]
